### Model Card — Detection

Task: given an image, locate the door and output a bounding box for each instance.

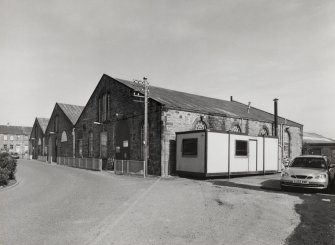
[115,121,130,160]
[249,140,257,172]
[48,137,52,163]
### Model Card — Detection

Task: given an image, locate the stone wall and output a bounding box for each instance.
[160,108,303,176]
[45,104,75,161]
[75,76,162,175]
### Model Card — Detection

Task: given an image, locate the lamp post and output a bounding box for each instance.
[133,77,149,177]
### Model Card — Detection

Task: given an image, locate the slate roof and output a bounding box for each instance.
[36,118,49,134]
[105,75,302,127]
[303,132,335,144]
[0,125,32,135]
[57,103,84,125]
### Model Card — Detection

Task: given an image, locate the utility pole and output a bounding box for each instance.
[133,77,149,177]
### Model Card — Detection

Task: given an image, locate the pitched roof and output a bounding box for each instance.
[57,103,84,125]
[106,75,302,127]
[36,118,49,134]
[303,132,335,144]
[0,125,32,135]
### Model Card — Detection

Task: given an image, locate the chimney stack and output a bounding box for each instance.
[247,102,251,113]
[274,98,278,137]
[230,96,233,101]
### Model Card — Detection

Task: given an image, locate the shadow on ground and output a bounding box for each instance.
[209,178,335,245]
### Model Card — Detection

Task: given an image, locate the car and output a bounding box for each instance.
[10,152,20,159]
[280,155,335,190]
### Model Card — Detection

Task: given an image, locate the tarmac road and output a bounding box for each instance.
[0,160,303,245]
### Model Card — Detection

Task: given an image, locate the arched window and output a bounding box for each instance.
[98,92,111,122]
[230,125,241,133]
[194,120,207,130]
[283,128,291,158]
[61,131,67,142]
[88,131,94,157]
[259,126,269,136]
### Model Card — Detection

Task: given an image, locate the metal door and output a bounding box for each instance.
[249,140,257,172]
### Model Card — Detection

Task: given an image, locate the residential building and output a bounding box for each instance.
[0,124,32,158]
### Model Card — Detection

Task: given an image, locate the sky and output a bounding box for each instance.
[0,0,334,139]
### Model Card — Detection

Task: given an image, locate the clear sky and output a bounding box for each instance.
[0,0,334,139]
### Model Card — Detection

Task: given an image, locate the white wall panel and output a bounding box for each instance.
[207,132,229,173]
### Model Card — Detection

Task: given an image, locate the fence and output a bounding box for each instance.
[37,155,47,162]
[114,160,145,177]
[57,157,102,171]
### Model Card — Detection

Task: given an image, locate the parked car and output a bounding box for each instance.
[10,152,20,159]
[280,155,335,190]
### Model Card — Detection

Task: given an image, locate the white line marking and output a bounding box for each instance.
[303,194,312,196]
[322,199,331,202]
[88,177,161,245]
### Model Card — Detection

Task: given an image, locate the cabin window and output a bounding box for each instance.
[182,138,198,156]
[235,140,248,156]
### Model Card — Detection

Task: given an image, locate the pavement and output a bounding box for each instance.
[220,173,282,191]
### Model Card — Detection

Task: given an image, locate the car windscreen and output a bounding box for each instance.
[290,158,327,169]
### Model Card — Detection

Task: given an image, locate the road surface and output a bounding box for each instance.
[1,160,305,244]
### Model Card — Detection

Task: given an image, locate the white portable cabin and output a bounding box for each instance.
[176,130,279,177]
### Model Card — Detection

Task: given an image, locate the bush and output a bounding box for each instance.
[0,168,9,186]
[0,152,17,186]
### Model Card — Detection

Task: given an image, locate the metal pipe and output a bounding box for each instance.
[273,99,278,137]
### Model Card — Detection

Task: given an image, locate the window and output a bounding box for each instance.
[4,135,7,140]
[235,140,248,156]
[78,140,83,157]
[61,131,67,142]
[98,93,110,122]
[4,144,7,150]
[231,125,241,133]
[194,121,207,130]
[10,136,13,141]
[182,138,198,156]
[89,132,94,157]
[10,145,13,150]
[309,148,321,155]
[259,127,269,136]
[100,132,107,158]
[54,116,59,133]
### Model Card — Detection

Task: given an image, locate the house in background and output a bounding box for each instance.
[303,132,335,163]
[29,118,49,161]
[0,124,32,158]
[73,74,303,176]
[45,103,84,163]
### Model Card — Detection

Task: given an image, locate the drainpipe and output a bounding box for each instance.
[273,98,278,137]
[72,128,75,158]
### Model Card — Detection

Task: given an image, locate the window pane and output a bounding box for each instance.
[235,140,248,156]
[182,138,198,156]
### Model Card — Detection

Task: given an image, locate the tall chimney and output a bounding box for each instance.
[230,96,233,101]
[274,98,278,137]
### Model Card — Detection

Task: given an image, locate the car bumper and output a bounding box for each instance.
[280,179,328,189]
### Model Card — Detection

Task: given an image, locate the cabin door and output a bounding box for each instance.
[248,140,257,172]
